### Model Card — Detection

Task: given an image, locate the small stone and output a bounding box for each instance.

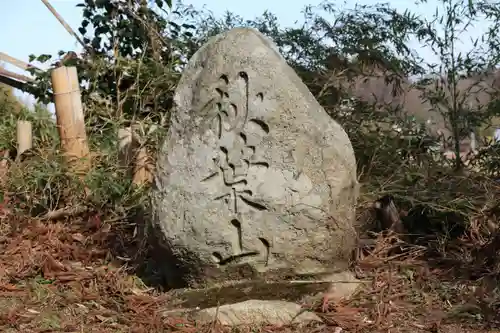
[323,271,363,301]
[191,300,322,327]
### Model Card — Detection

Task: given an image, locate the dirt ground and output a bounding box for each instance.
[0,209,498,333]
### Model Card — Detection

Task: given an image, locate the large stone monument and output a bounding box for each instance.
[151,27,359,288]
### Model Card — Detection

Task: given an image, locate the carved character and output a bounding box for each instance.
[201,71,271,267]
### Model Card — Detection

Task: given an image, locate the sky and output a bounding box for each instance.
[0,0,492,111]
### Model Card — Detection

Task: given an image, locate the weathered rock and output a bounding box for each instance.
[151,27,359,287]
[161,276,362,327]
[191,300,322,326]
[165,273,362,311]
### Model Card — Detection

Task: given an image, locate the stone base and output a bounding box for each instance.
[164,270,363,310]
[162,271,363,327]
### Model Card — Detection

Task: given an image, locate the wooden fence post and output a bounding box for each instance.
[117,125,154,187]
[16,120,32,158]
[51,66,90,173]
[118,127,137,169]
[0,150,9,186]
[132,146,153,187]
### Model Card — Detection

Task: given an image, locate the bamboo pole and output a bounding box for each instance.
[132,146,153,186]
[0,68,34,83]
[0,52,41,72]
[51,66,90,173]
[40,0,93,55]
[117,125,153,186]
[118,127,136,169]
[0,75,31,92]
[16,120,32,158]
[0,150,10,186]
[130,124,153,186]
[0,52,52,97]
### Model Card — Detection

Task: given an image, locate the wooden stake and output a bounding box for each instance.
[0,150,10,186]
[51,66,90,173]
[118,127,137,169]
[118,125,154,187]
[132,146,153,187]
[16,120,32,158]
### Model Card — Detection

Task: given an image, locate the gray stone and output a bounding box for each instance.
[164,276,363,311]
[191,300,322,326]
[151,27,359,287]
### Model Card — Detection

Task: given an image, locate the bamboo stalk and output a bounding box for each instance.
[40,0,91,54]
[51,66,91,173]
[16,120,33,158]
[0,52,41,72]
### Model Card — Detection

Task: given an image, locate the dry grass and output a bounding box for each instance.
[0,197,499,333]
[349,232,500,332]
[0,214,179,332]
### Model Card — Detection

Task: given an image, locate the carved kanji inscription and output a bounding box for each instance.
[201,71,271,266]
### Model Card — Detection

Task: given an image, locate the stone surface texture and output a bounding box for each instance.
[151,27,359,286]
[191,300,322,326]
[165,272,363,311]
